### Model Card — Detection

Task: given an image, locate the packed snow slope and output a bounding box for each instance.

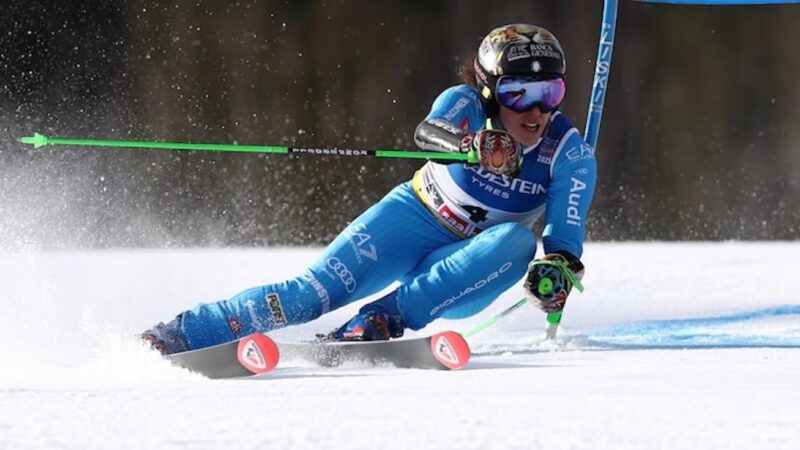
[1,242,798,450]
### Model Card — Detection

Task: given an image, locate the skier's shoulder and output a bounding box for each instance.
[427,84,486,128]
[434,84,482,107]
[548,112,595,168]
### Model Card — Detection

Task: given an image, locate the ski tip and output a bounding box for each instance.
[430,331,471,370]
[236,333,280,375]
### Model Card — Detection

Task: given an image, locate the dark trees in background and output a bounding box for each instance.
[1,0,798,248]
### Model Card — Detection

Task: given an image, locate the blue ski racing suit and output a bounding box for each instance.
[142,84,597,353]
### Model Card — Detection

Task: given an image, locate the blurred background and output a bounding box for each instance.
[1,0,798,249]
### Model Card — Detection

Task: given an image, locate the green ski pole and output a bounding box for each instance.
[19,133,478,163]
[462,298,529,339]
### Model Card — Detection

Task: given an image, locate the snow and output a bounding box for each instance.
[0,242,798,450]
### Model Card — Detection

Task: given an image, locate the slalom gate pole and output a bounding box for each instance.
[544,0,618,340]
[542,0,789,339]
[18,132,479,164]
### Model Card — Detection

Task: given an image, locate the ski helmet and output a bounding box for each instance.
[474,24,566,104]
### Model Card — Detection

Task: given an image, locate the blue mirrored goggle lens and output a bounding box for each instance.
[496,76,566,113]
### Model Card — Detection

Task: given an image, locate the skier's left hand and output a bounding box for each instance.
[524,253,585,313]
[461,129,522,176]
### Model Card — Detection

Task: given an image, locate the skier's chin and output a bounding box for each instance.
[511,128,542,147]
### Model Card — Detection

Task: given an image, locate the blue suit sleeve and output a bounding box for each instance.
[542,132,597,258]
[424,85,486,134]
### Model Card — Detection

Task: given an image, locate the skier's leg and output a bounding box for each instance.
[142,183,458,353]
[397,223,536,329]
[396,221,536,330]
[330,221,536,339]
[304,183,460,312]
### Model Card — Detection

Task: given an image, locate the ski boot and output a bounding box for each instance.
[140,314,190,355]
[325,295,407,342]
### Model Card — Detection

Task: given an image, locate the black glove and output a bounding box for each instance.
[459,129,522,177]
[524,253,585,314]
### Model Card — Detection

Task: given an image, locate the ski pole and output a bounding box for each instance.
[18,132,478,164]
[462,298,529,339]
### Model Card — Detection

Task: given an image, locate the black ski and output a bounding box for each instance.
[165,331,470,379]
[166,332,279,379]
[279,331,471,370]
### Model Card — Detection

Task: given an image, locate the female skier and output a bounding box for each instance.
[142,23,596,354]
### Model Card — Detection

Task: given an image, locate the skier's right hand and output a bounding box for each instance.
[459,129,522,177]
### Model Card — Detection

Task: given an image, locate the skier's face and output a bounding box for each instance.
[500,105,550,147]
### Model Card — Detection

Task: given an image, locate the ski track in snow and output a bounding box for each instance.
[0,242,798,450]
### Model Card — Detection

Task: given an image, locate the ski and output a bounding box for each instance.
[280,331,471,371]
[165,330,470,379]
[166,333,279,379]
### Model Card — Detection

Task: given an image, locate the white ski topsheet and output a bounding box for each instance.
[0,242,798,450]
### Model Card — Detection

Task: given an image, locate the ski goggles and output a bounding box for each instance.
[495,75,566,113]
